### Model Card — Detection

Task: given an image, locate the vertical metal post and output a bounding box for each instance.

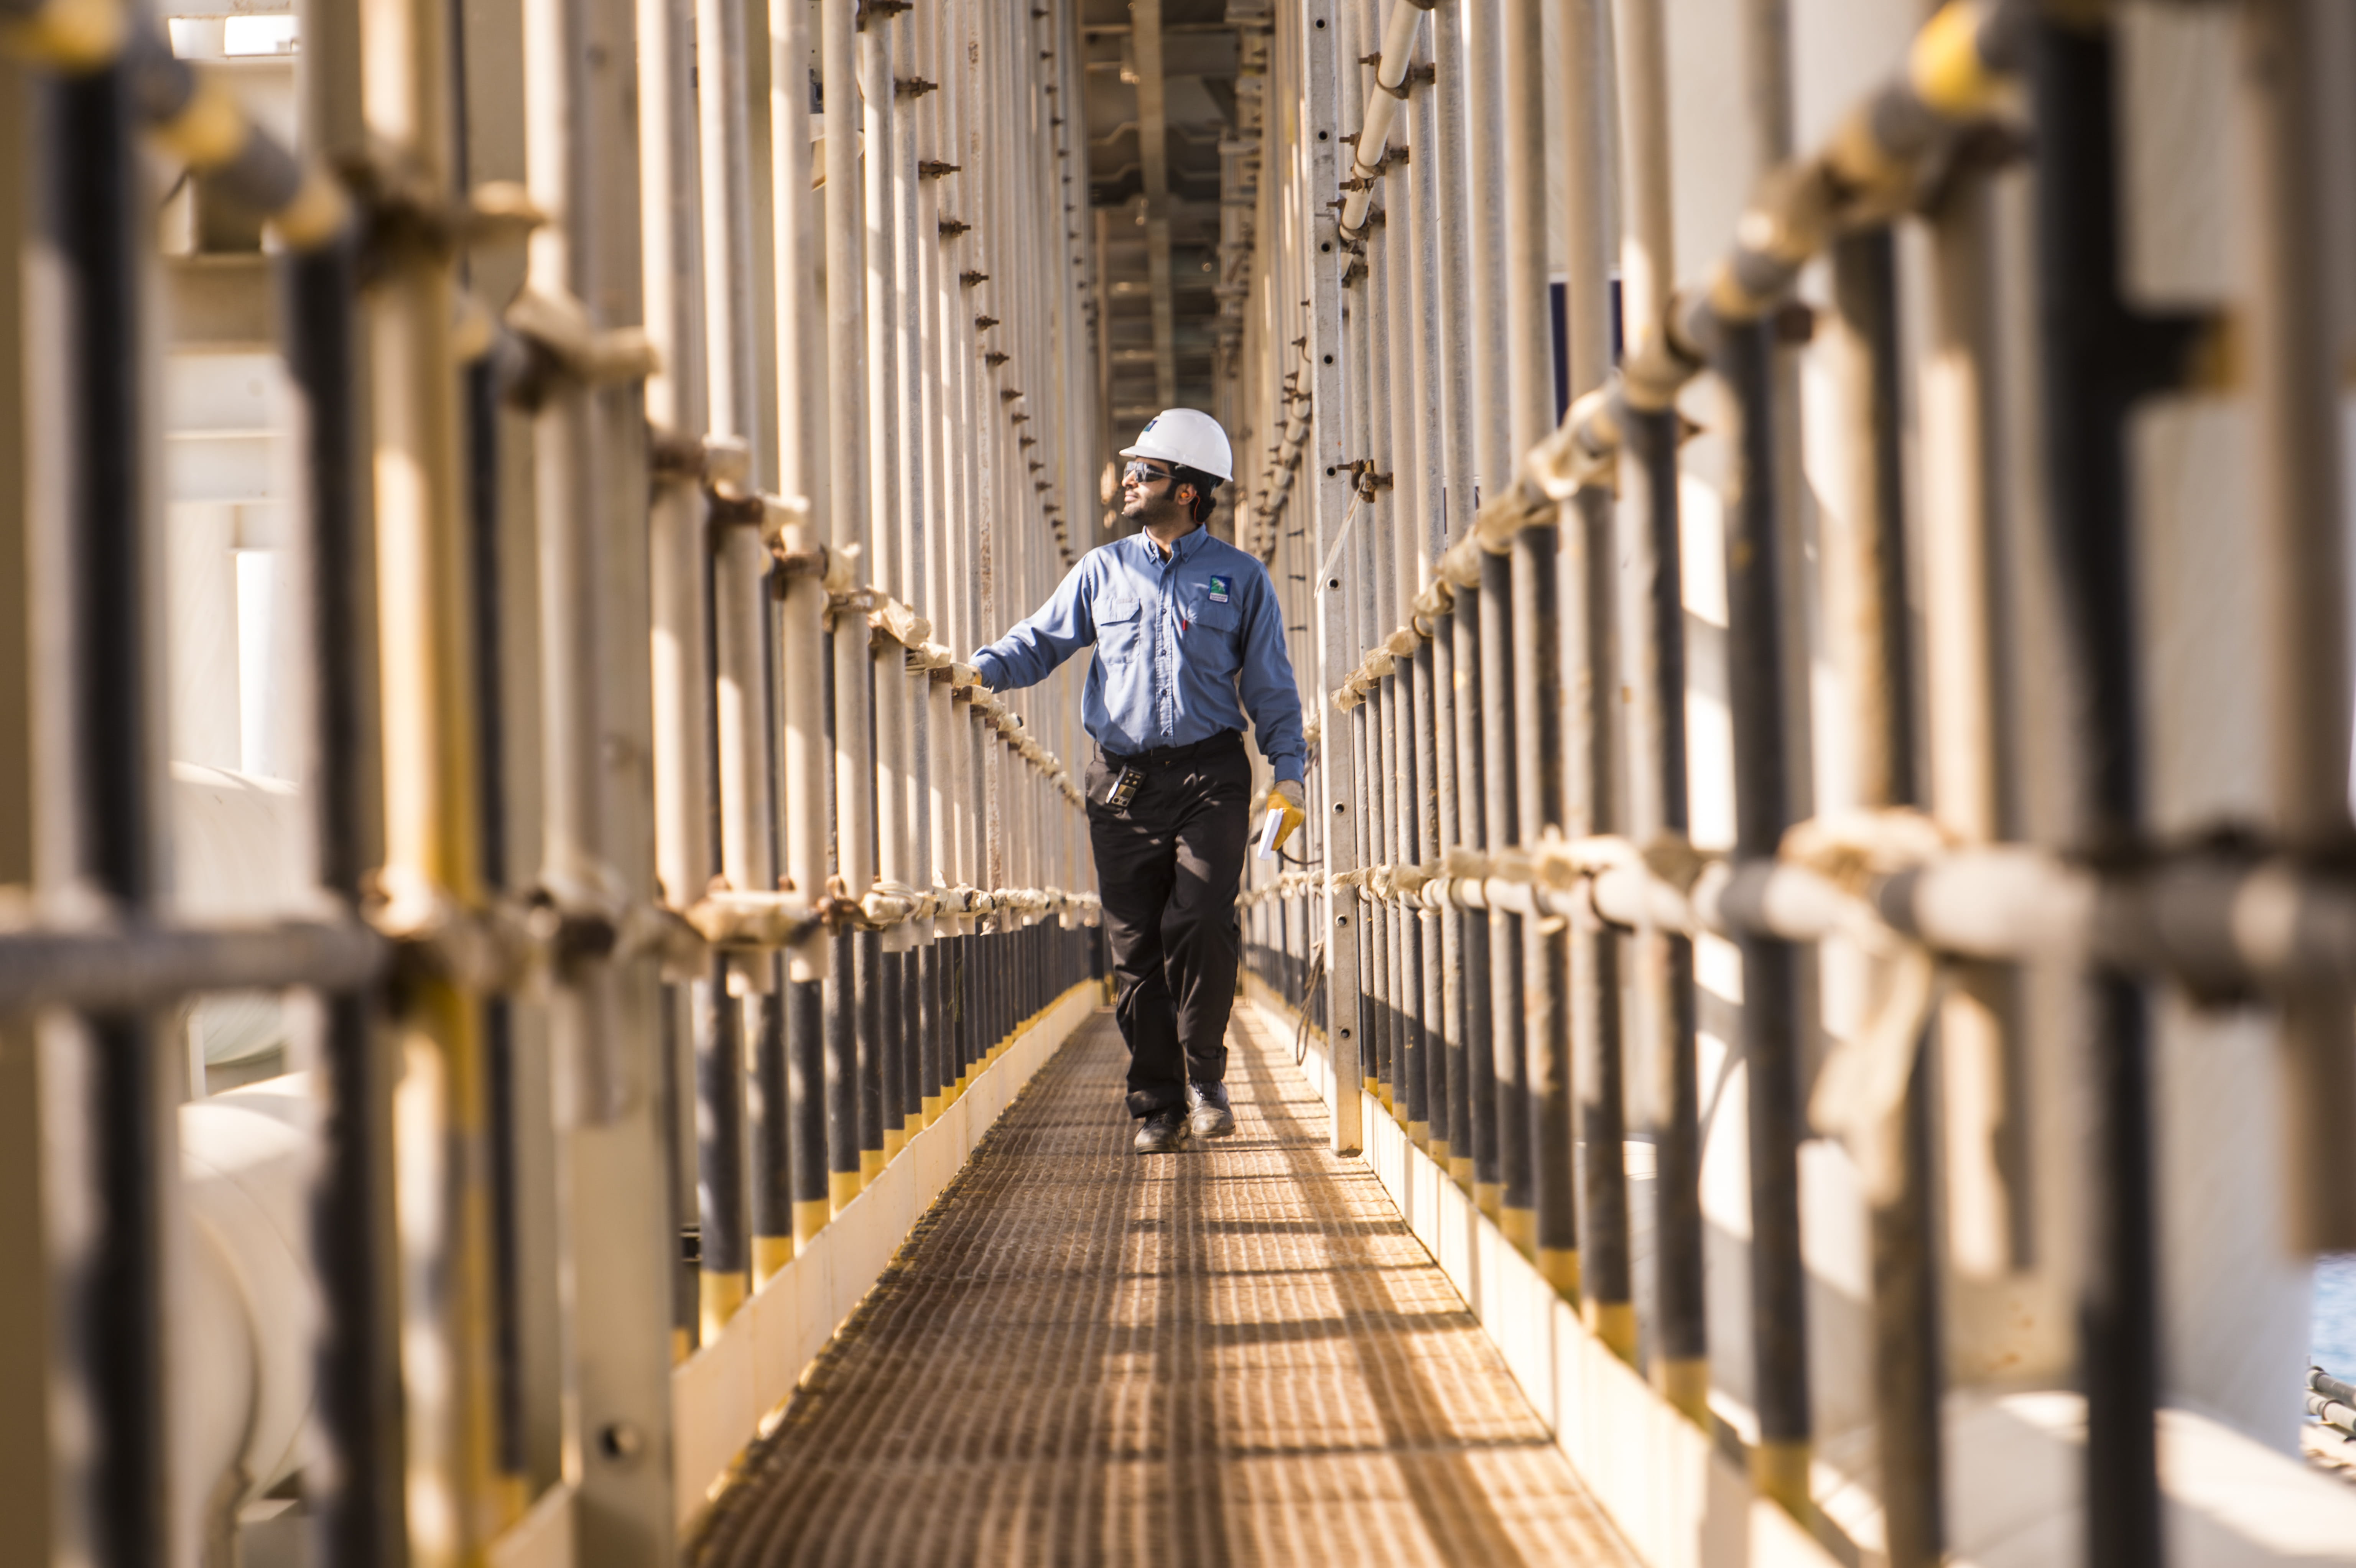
[1831,224,1941,1568]
[858,3,900,1185]
[1481,536,1524,1235]
[1718,314,1812,1512]
[286,215,408,1566]
[2240,0,2356,1254]
[1491,0,1546,1245]
[1515,502,1574,1289]
[1403,30,1445,1160]
[519,0,679,1540]
[698,0,780,1320]
[2029,14,2206,1564]
[634,0,712,1357]
[1304,0,1362,1153]
[1380,148,1418,1130]
[1429,0,1475,1189]
[821,0,874,1216]
[1619,396,1706,1418]
[1364,141,1395,1109]
[1919,167,2040,1300]
[1560,0,1627,1345]
[0,68,52,1564]
[39,52,170,1568]
[363,0,501,1533]
[1457,0,1505,1209]
[1609,0,1701,1421]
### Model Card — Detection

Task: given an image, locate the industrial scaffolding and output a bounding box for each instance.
[2,0,1101,1561]
[3,0,2356,1565]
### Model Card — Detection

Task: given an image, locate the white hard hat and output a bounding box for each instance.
[1120,408,1233,484]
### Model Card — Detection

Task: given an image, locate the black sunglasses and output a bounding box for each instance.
[1123,460,1173,486]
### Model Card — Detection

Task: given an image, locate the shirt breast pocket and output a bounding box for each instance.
[1181,592,1241,677]
[1094,594,1141,661]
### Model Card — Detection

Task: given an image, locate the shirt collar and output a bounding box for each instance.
[1136,524,1209,568]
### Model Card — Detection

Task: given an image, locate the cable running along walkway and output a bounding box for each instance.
[693,1009,1637,1566]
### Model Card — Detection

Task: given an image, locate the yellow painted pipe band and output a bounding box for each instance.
[1586,1298,1638,1360]
[0,0,127,73]
[792,1196,831,1245]
[152,76,247,168]
[698,1269,747,1343]
[1910,0,2008,117]
[1823,104,1908,201]
[1752,1438,1813,1517]
[1498,1205,1536,1251]
[1657,1356,1711,1427]
[268,165,354,252]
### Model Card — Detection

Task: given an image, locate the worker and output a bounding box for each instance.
[969,408,1306,1153]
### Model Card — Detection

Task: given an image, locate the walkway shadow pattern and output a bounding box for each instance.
[692,1008,1639,1567]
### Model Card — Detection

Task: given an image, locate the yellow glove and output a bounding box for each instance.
[1269,778,1306,855]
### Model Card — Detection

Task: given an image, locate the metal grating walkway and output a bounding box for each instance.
[692,1006,1637,1567]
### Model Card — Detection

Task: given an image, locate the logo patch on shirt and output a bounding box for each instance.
[1208,574,1230,602]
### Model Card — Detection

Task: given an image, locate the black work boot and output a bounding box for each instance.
[1187,1081,1235,1139]
[1134,1107,1188,1154]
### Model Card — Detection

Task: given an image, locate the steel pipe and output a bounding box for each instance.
[1336,0,1430,238]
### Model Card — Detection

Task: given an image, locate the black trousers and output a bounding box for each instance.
[1084,731,1250,1118]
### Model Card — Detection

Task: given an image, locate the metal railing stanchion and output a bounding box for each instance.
[858,1,901,1184]
[2240,0,2356,1255]
[1829,222,1942,1568]
[1301,0,1359,1149]
[1489,0,1547,1249]
[1515,487,1575,1292]
[38,45,171,1565]
[1428,0,1474,1188]
[517,0,678,1536]
[1717,313,1813,1513]
[1453,0,1504,1208]
[1403,27,1446,1159]
[1560,0,1629,1348]
[2029,11,2208,1562]
[285,210,410,1568]
[635,0,714,1347]
[365,0,503,1535]
[821,0,872,1218]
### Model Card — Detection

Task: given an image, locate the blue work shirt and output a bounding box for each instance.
[971,526,1306,784]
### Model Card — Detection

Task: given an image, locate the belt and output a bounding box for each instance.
[1100,729,1242,769]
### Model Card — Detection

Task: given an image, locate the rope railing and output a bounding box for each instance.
[1245,805,2356,999]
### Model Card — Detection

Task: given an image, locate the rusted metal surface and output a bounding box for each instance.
[694,1012,1634,1566]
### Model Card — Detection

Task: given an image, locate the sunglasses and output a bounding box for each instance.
[1122,460,1173,486]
